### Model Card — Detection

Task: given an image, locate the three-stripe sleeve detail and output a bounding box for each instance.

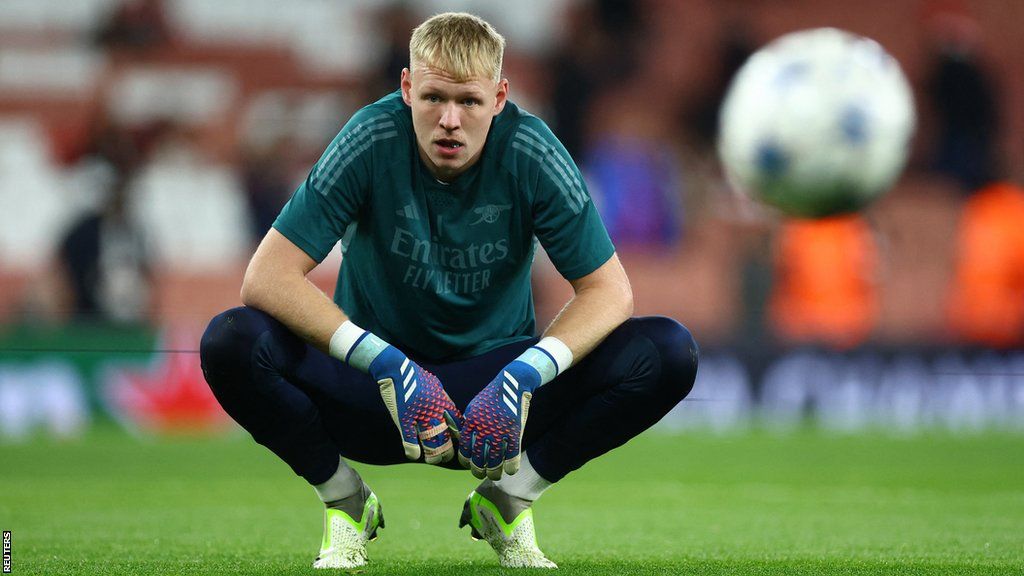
[315,113,398,195]
[512,125,587,214]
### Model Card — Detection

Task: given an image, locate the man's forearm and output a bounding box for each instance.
[542,279,633,366]
[241,254,347,354]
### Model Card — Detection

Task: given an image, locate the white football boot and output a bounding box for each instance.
[459,480,556,568]
[313,484,384,569]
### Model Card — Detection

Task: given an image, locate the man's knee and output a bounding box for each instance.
[201,307,258,378]
[200,306,297,387]
[629,316,699,401]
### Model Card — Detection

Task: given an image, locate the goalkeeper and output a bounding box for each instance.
[199,11,698,570]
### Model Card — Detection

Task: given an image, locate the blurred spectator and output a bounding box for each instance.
[690,18,756,150]
[946,180,1024,348]
[768,215,879,349]
[923,6,1000,191]
[547,0,643,157]
[371,3,419,99]
[129,121,252,271]
[78,108,143,177]
[57,177,153,325]
[581,66,688,248]
[586,133,684,248]
[241,137,298,244]
[94,0,174,51]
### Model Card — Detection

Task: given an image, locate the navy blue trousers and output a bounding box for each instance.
[200,307,698,485]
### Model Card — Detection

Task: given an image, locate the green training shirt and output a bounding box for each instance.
[273,91,615,361]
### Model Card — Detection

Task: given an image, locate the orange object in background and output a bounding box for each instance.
[769,215,879,349]
[947,182,1024,348]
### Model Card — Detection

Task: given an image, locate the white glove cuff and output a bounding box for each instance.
[329,320,388,372]
[329,320,366,361]
[518,336,574,387]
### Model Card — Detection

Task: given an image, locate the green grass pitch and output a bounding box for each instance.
[2,428,1022,575]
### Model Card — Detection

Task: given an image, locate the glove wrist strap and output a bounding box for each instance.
[329,320,389,373]
[517,336,573,387]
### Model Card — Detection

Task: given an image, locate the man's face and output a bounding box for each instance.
[402,65,508,182]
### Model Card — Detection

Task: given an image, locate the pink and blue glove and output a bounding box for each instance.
[368,346,460,464]
[453,360,539,479]
[332,322,460,464]
[447,339,573,479]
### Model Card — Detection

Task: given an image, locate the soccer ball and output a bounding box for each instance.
[717,28,915,218]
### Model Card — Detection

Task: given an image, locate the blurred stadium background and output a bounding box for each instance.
[2,0,1023,439]
[2,1,1023,574]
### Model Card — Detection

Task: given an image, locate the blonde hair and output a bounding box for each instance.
[409,12,505,82]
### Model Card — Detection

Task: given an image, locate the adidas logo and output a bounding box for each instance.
[396,203,420,220]
[501,370,519,415]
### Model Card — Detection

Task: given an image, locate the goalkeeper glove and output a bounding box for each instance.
[448,337,573,479]
[331,321,460,464]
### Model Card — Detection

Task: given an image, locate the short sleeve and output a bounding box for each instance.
[515,118,615,280]
[273,108,396,262]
